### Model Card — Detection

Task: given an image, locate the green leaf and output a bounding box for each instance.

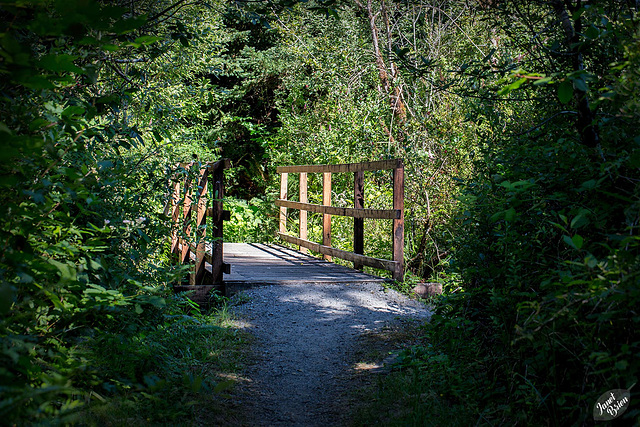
[44,290,64,310]
[19,75,56,89]
[572,234,584,249]
[48,259,76,281]
[38,54,83,74]
[584,254,598,268]
[564,234,584,250]
[558,80,573,104]
[533,76,553,85]
[563,235,575,249]
[573,77,588,92]
[147,296,165,308]
[134,35,162,45]
[490,211,504,223]
[505,207,517,222]
[102,44,120,52]
[585,25,600,40]
[498,78,527,95]
[0,283,15,315]
[581,179,598,190]
[572,7,586,20]
[111,16,147,34]
[191,375,203,392]
[570,212,590,229]
[29,119,49,131]
[615,360,628,371]
[62,106,85,117]
[0,122,12,134]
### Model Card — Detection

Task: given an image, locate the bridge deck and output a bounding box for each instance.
[223,243,385,290]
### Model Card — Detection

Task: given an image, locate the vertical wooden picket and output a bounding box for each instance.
[193,166,208,285]
[279,172,288,235]
[299,172,308,254]
[353,171,364,270]
[392,162,404,281]
[322,172,332,261]
[181,172,193,265]
[210,161,227,284]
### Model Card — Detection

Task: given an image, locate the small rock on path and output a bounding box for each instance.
[231,281,430,426]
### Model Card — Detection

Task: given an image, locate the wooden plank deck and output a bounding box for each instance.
[223,243,385,293]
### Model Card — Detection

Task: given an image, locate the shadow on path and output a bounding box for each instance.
[230,281,430,426]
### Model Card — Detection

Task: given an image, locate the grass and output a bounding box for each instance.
[347,319,476,427]
[72,293,252,426]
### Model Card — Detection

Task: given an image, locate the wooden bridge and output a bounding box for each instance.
[166,159,404,299]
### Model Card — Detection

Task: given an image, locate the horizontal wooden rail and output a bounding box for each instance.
[277,159,402,174]
[278,233,398,272]
[275,199,400,220]
[177,241,230,274]
[178,159,231,170]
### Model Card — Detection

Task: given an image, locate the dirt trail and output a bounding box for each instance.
[230,281,430,426]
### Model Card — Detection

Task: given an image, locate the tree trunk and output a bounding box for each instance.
[363,0,407,128]
[551,0,599,148]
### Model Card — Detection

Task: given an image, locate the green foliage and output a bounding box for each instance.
[224,197,277,243]
[388,1,640,424]
[76,294,245,424]
[263,2,479,280]
[0,0,239,423]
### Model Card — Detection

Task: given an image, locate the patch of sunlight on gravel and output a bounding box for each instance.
[230,281,431,426]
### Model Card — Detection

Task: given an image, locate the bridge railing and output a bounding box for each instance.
[275,159,404,281]
[166,159,230,286]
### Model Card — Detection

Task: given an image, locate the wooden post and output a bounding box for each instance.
[181,170,193,266]
[353,171,364,270]
[392,162,404,281]
[279,172,288,234]
[193,166,208,285]
[211,161,225,284]
[299,172,308,254]
[323,172,332,261]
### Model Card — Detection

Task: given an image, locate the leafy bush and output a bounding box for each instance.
[0,1,240,423]
[224,197,277,243]
[393,1,640,423]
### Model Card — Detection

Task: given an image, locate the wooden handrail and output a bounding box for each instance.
[168,159,230,286]
[277,159,404,281]
[277,158,402,174]
[274,200,401,219]
[277,233,398,272]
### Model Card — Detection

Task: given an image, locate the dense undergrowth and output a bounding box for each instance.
[0,1,246,423]
[1,0,639,424]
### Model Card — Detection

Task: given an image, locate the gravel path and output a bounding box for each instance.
[230,281,431,426]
